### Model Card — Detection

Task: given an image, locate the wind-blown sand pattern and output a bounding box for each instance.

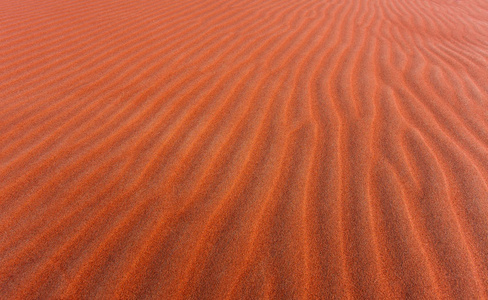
[1,0,488,298]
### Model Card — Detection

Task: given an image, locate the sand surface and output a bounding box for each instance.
[1,0,488,298]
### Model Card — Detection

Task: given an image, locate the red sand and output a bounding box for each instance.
[1,0,488,298]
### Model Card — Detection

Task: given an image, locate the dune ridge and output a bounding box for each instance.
[1,0,488,298]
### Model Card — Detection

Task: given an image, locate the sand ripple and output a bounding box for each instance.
[1,0,488,298]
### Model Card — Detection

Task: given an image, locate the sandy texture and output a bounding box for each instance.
[1,0,488,298]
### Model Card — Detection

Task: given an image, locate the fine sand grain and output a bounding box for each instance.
[1,0,488,298]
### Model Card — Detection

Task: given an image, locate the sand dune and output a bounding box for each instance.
[1,0,488,298]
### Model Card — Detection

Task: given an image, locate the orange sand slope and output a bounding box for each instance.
[1,0,488,298]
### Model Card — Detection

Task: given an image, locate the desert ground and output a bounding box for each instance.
[1,0,488,298]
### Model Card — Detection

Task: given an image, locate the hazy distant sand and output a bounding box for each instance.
[1,0,488,298]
